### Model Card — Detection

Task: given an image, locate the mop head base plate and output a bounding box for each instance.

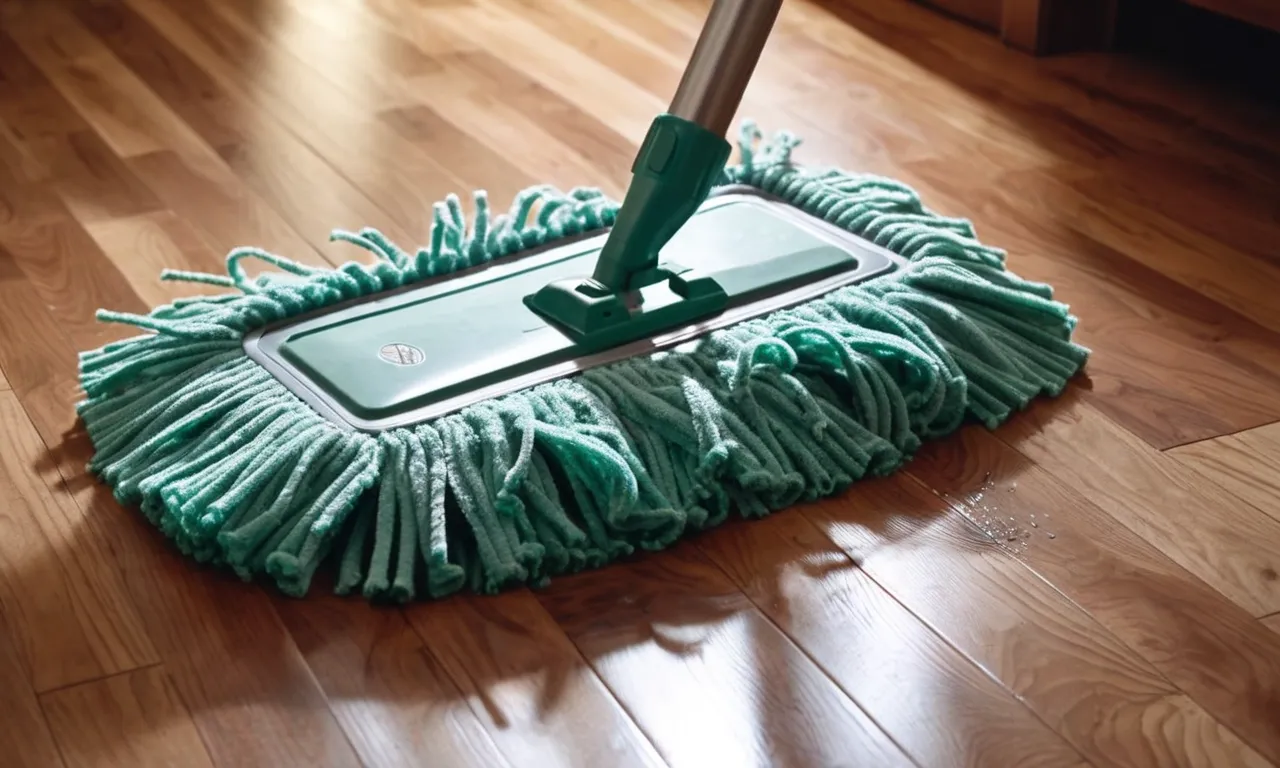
[77,124,1089,603]
[245,187,898,432]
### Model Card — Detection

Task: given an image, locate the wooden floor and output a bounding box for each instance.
[2,0,1280,765]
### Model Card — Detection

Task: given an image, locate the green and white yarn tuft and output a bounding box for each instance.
[78,123,1089,602]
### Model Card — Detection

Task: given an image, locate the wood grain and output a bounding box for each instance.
[430,5,659,146]
[40,666,214,768]
[698,511,1088,767]
[380,103,539,207]
[765,0,1280,449]
[1000,393,1280,616]
[911,424,1280,765]
[83,497,364,768]
[0,607,64,768]
[0,241,86,446]
[801,472,1253,768]
[404,591,665,768]
[537,546,914,768]
[0,181,149,352]
[275,595,509,768]
[125,0,469,235]
[0,391,157,692]
[1171,423,1280,526]
[7,4,209,159]
[47,130,163,224]
[126,151,331,270]
[83,211,228,308]
[973,208,1280,449]
[69,0,247,151]
[484,0,683,99]
[70,0,418,257]
[407,50,630,198]
[0,0,1279,764]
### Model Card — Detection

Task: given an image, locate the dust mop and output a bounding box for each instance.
[77,0,1088,602]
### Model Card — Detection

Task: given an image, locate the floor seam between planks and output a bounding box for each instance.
[1158,419,1280,452]
[791,499,1094,765]
[33,661,164,699]
[690,540,927,767]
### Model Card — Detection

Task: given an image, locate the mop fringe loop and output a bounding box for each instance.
[78,123,1089,602]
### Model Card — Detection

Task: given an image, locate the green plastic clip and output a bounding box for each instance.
[524,113,732,351]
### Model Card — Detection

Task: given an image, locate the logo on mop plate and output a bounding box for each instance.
[379,343,425,366]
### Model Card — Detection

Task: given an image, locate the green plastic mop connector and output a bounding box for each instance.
[524,113,732,351]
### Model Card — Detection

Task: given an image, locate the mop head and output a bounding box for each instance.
[78,124,1089,602]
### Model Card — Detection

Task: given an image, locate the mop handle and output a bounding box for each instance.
[668,0,785,138]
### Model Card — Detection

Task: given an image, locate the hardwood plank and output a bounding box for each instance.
[212,0,431,113]
[802,472,1249,768]
[6,301,363,768]
[69,0,247,151]
[404,590,665,768]
[48,130,164,224]
[7,4,209,159]
[1000,392,1280,616]
[411,67,626,197]
[0,391,158,692]
[1170,423,1280,526]
[699,512,1088,767]
[270,596,511,768]
[805,0,1280,190]
[1044,52,1280,172]
[125,0,469,234]
[537,548,914,767]
[75,488,363,768]
[308,0,638,196]
[911,423,1280,765]
[0,607,64,768]
[761,11,1280,447]
[216,128,418,260]
[969,202,1280,449]
[71,0,415,261]
[40,666,214,768]
[789,0,1280,267]
[379,104,538,207]
[126,150,331,270]
[415,49,637,190]
[1264,615,1280,636]
[0,242,85,447]
[0,363,9,390]
[484,0,683,99]
[1075,159,1280,271]
[83,211,229,309]
[0,111,47,184]
[262,0,565,204]
[1053,190,1280,335]
[567,0,829,124]
[839,130,1280,450]
[0,28,164,225]
[0,175,124,483]
[0,180,151,352]
[0,28,91,184]
[428,5,659,145]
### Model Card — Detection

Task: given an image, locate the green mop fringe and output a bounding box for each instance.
[77,123,1089,602]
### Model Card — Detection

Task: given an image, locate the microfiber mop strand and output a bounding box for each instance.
[77,123,1089,602]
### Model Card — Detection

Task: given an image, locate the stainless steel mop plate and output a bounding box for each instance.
[243,186,902,432]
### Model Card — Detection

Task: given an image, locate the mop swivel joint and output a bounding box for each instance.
[523,114,733,350]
